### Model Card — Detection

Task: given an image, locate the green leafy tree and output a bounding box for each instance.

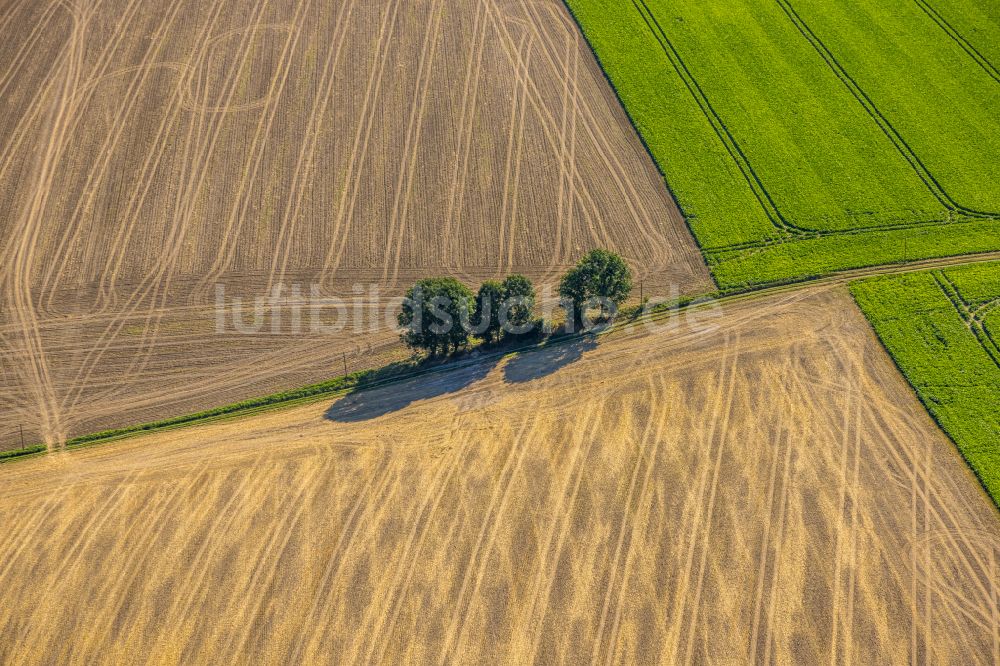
[473,280,504,344]
[499,274,536,334]
[397,277,474,355]
[559,249,633,324]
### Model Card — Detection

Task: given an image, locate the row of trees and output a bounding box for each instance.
[397,250,633,355]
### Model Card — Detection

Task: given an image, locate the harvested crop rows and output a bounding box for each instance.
[566,0,1000,287]
[0,0,712,451]
[1,288,998,663]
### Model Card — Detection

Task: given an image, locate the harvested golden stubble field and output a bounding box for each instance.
[1,288,997,664]
[0,0,712,449]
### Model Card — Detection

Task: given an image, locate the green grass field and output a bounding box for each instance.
[851,262,1000,508]
[565,0,1000,287]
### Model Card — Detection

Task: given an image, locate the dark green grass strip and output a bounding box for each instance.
[0,445,47,462]
[710,218,1000,288]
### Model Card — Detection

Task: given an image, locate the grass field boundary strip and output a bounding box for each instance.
[934,270,1000,367]
[913,0,1000,84]
[630,0,809,237]
[8,251,1000,465]
[0,444,47,463]
[778,0,1000,220]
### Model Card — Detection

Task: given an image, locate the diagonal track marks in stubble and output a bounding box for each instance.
[60,0,270,395]
[490,2,607,257]
[288,450,400,663]
[860,384,999,618]
[0,0,75,101]
[381,0,448,286]
[34,0,165,303]
[1,0,217,429]
[215,453,338,659]
[482,1,652,260]
[680,333,742,665]
[869,419,999,635]
[834,324,1000,634]
[66,461,214,661]
[760,354,807,666]
[434,416,538,664]
[825,360,857,666]
[146,453,274,656]
[441,1,489,269]
[193,0,315,295]
[593,374,671,666]
[319,0,402,285]
[14,469,144,649]
[16,0,162,301]
[551,27,581,276]
[746,353,798,663]
[38,0,199,376]
[267,0,362,291]
[514,0,667,260]
[48,0,321,431]
[0,0,31,38]
[658,333,734,663]
[345,416,484,664]
[382,0,447,287]
[0,0,115,236]
[497,33,533,280]
[51,2,246,422]
[515,404,605,664]
[4,2,90,444]
[0,487,71,583]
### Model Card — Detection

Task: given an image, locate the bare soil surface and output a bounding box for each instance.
[1,287,997,664]
[0,0,711,449]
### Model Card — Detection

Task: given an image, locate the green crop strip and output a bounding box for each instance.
[934,271,1000,367]
[777,0,998,219]
[852,262,1000,510]
[629,0,804,237]
[913,0,1000,84]
[563,0,1000,287]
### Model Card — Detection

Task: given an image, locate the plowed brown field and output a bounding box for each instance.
[0,0,711,449]
[2,287,997,663]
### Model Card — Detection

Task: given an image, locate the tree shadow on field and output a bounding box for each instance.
[503,335,598,384]
[324,355,500,422]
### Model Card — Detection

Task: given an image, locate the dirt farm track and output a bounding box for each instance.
[1,287,998,663]
[0,0,711,449]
